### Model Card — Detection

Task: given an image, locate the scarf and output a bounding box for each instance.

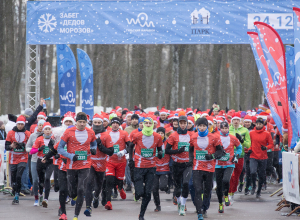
[177,126,187,135]
[220,131,229,136]
[43,134,52,139]
[198,128,209,137]
[93,124,106,134]
[142,118,154,136]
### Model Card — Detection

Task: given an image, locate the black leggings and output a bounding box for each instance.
[58,170,68,214]
[173,162,192,198]
[86,166,104,207]
[215,167,234,204]
[134,167,156,218]
[105,176,123,202]
[193,170,214,214]
[10,162,26,195]
[37,158,54,199]
[250,158,267,194]
[67,168,90,216]
[273,151,282,180]
[53,165,59,192]
[265,151,275,185]
[153,173,169,206]
[239,153,251,189]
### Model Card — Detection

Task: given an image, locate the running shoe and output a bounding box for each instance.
[12,193,19,205]
[138,215,144,220]
[154,205,161,212]
[197,214,204,220]
[65,196,70,204]
[238,182,244,192]
[125,185,131,192]
[34,199,39,206]
[105,201,113,210]
[224,196,230,206]
[119,189,126,200]
[112,190,118,199]
[93,197,99,209]
[42,199,48,208]
[39,195,43,206]
[72,217,78,220]
[58,206,63,216]
[244,188,250,195]
[173,196,177,205]
[251,187,256,195]
[179,205,186,216]
[261,184,266,191]
[256,192,261,198]
[71,197,77,206]
[218,203,224,213]
[203,210,208,218]
[59,214,67,220]
[177,202,181,213]
[84,207,92,217]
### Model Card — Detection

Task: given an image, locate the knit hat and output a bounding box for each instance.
[131,114,139,120]
[24,108,33,116]
[16,115,26,125]
[109,113,117,120]
[256,118,264,125]
[42,122,52,131]
[196,118,208,127]
[220,121,229,129]
[122,110,128,116]
[244,115,252,123]
[111,117,120,125]
[93,113,103,122]
[63,111,76,125]
[138,117,145,124]
[37,112,47,120]
[157,127,166,135]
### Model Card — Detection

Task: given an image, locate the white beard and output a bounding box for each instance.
[52,125,68,144]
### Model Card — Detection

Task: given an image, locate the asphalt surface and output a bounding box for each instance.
[0,183,298,220]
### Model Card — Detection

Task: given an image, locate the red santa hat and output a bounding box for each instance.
[93,113,103,122]
[252,116,257,123]
[102,114,109,123]
[63,111,76,125]
[282,122,288,132]
[16,115,26,125]
[231,112,241,121]
[186,108,193,115]
[243,115,252,123]
[269,118,276,127]
[216,116,223,123]
[207,116,214,125]
[160,108,168,116]
[115,106,122,112]
[42,122,52,131]
[37,112,47,120]
[187,116,195,125]
[201,112,209,118]
[257,112,269,120]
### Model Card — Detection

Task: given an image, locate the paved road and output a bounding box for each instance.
[0,183,297,220]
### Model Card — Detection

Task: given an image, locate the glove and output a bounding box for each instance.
[128,159,135,169]
[117,149,127,158]
[38,145,45,151]
[16,142,25,149]
[186,161,193,167]
[248,149,253,154]
[178,146,186,153]
[54,154,60,159]
[231,155,238,163]
[235,133,244,143]
[205,154,214,160]
[62,158,67,164]
[90,148,96,155]
[157,151,163,159]
[72,154,79,162]
[96,138,102,146]
[48,139,55,148]
[261,145,267,151]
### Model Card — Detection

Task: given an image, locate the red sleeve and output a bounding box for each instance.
[167,134,174,145]
[214,135,222,147]
[54,142,59,150]
[124,132,130,143]
[249,132,253,151]
[91,130,96,142]
[232,136,241,147]
[189,135,195,147]
[6,131,13,142]
[104,134,113,148]
[122,124,126,130]
[157,135,163,147]
[132,133,138,145]
[266,132,274,150]
[61,130,69,143]
[32,137,42,149]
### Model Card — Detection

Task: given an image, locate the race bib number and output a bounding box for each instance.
[141,149,154,158]
[113,145,119,154]
[156,149,165,158]
[219,153,230,161]
[75,151,87,160]
[195,150,208,160]
[43,146,50,154]
[14,147,25,152]
[178,142,190,152]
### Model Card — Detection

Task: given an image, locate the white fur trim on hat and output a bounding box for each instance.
[231,116,241,121]
[201,113,208,118]
[244,119,252,123]
[103,118,109,123]
[188,120,194,125]
[42,125,52,131]
[208,120,213,125]
[63,116,75,125]
[16,121,25,125]
[160,111,168,115]
[257,115,268,120]
[93,117,103,122]
[282,127,288,132]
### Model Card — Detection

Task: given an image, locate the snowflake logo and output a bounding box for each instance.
[59,54,64,60]
[38,13,57,33]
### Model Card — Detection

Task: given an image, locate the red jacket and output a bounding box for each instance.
[249,127,273,160]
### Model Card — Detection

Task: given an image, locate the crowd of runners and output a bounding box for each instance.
[3,99,286,220]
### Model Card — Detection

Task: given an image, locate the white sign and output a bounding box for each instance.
[282,152,300,204]
[0,140,5,186]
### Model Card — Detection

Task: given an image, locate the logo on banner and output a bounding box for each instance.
[190,8,210,36]
[82,95,94,106]
[126,13,155,33]
[38,13,57,33]
[288,161,295,189]
[60,91,76,103]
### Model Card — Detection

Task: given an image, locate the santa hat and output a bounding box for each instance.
[231,112,241,121]
[216,116,223,123]
[244,115,252,123]
[186,108,193,115]
[252,116,257,123]
[257,112,269,120]
[269,118,276,127]
[37,112,47,120]
[116,112,122,117]
[102,114,109,123]
[93,113,103,122]
[187,116,195,125]
[160,109,168,116]
[201,112,209,118]
[126,112,133,117]
[115,106,122,112]
[63,111,76,125]
[16,115,26,125]
[282,122,288,132]
[42,122,52,131]
[207,116,214,125]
